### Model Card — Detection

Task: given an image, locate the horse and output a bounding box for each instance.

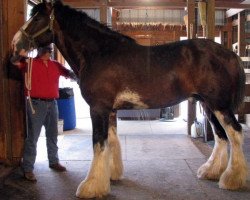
[11,0,248,198]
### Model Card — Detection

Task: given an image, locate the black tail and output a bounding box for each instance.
[232,55,246,112]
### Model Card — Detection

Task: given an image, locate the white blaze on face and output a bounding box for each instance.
[11,14,37,53]
[113,88,148,109]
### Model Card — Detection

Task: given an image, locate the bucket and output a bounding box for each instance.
[58,119,64,135]
[57,88,76,131]
[191,123,197,138]
[191,120,204,138]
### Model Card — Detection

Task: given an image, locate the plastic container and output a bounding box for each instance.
[57,88,76,130]
[58,119,64,134]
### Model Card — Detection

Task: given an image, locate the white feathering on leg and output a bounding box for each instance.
[76,143,110,198]
[108,125,123,180]
[197,134,228,180]
[214,111,248,190]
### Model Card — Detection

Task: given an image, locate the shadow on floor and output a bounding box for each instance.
[1,118,250,200]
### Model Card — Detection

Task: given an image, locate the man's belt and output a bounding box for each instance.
[31,97,56,102]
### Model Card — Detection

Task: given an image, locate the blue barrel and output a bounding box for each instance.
[57,88,76,130]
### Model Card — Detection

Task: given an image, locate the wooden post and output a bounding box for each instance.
[187,0,196,136]
[206,0,215,40]
[100,5,107,24]
[187,0,195,39]
[238,11,246,123]
[227,17,233,49]
[0,0,26,165]
[205,0,215,141]
[238,12,246,57]
[111,8,119,30]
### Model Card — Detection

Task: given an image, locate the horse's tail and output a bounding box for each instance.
[232,55,246,112]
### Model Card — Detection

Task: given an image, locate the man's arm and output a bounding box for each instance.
[67,70,78,82]
[56,61,79,82]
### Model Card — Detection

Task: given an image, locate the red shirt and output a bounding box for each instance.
[18,58,71,99]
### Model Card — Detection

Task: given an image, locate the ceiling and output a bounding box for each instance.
[62,0,250,9]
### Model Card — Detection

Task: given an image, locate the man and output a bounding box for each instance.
[14,45,77,181]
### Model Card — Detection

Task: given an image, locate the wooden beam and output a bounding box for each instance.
[237,11,246,123]
[206,0,215,40]
[63,0,250,9]
[187,0,195,39]
[63,0,107,8]
[100,6,107,23]
[216,2,250,9]
[108,1,186,9]
[112,8,119,30]
[0,0,26,165]
[109,1,250,9]
[226,9,244,18]
[227,17,233,49]
[187,0,196,136]
[238,11,246,57]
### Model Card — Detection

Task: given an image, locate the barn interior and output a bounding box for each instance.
[0,0,250,199]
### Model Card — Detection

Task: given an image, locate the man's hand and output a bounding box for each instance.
[68,71,79,83]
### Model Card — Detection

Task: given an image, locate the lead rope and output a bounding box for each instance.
[25,50,35,114]
[22,9,55,115]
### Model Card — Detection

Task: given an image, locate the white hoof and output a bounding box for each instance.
[219,165,248,190]
[197,162,226,180]
[76,178,110,199]
[76,143,111,198]
[110,162,123,181]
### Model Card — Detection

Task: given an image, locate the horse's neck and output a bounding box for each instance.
[53,5,128,75]
[54,31,87,76]
[56,8,123,53]
[53,25,104,76]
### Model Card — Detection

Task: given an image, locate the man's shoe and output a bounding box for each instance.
[49,163,66,172]
[24,171,37,182]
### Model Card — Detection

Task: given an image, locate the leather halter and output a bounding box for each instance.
[20,9,55,48]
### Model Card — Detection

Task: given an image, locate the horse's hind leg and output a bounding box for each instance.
[108,111,123,180]
[197,105,228,180]
[76,110,110,198]
[214,110,248,190]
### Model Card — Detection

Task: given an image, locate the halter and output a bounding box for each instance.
[20,9,55,48]
[20,9,55,114]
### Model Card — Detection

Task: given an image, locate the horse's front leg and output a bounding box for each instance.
[76,110,110,198]
[108,111,123,180]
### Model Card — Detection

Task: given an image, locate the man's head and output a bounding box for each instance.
[37,45,52,57]
[37,45,53,61]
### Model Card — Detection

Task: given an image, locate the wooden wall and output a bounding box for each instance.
[0,0,26,165]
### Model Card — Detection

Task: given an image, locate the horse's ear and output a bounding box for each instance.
[44,1,53,13]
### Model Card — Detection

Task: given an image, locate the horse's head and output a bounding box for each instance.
[11,0,59,64]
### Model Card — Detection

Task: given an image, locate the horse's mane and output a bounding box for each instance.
[30,3,47,17]
[31,2,135,44]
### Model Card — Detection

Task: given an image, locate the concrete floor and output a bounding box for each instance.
[1,118,250,200]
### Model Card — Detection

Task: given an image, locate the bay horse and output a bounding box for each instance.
[11,1,248,198]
